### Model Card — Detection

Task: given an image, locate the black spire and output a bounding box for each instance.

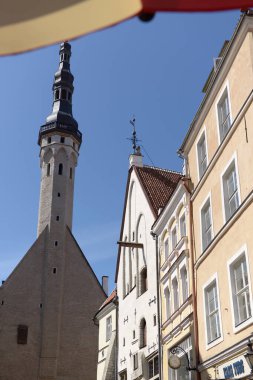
[38,42,82,145]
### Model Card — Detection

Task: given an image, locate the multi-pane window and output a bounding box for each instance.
[204,280,221,343]
[181,266,188,303]
[180,214,186,238]
[230,253,252,326]
[197,133,207,178]
[172,277,179,311]
[217,88,231,140]
[171,227,177,250]
[106,316,112,341]
[169,336,192,380]
[201,198,212,251]
[164,239,169,260]
[222,161,239,221]
[164,287,171,320]
[148,355,159,379]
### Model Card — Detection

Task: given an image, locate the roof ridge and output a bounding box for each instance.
[142,164,182,176]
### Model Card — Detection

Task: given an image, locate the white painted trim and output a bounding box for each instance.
[220,151,241,224]
[202,273,224,350]
[199,191,214,253]
[215,80,233,145]
[227,244,253,333]
[195,126,209,182]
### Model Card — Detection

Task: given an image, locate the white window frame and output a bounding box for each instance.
[164,285,171,320]
[179,260,189,303]
[227,245,253,333]
[168,336,192,380]
[196,127,208,181]
[171,226,177,251]
[220,153,241,224]
[171,272,179,312]
[199,193,214,253]
[179,213,186,238]
[215,81,233,144]
[203,273,223,349]
[164,238,169,261]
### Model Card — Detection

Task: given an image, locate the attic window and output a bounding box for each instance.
[39,303,43,308]
[17,325,28,344]
[47,163,50,176]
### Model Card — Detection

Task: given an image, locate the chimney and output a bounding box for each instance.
[129,146,143,168]
[102,276,109,295]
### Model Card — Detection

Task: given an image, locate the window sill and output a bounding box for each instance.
[205,334,223,350]
[233,315,253,334]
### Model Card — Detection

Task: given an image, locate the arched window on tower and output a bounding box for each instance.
[47,163,50,176]
[58,163,63,175]
[139,318,147,348]
[70,167,73,179]
[61,89,67,100]
[140,267,147,295]
[55,89,59,100]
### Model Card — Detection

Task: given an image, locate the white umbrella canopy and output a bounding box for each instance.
[2,0,253,56]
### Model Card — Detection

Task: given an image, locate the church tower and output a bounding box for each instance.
[37,42,82,236]
[0,43,106,380]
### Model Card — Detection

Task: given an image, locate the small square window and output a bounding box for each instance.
[57,192,61,197]
[47,137,51,144]
[197,132,208,178]
[153,314,157,326]
[60,137,65,143]
[106,316,112,341]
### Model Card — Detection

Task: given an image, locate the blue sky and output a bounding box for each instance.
[0,10,240,292]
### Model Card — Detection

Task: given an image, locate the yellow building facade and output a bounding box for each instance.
[179,11,253,380]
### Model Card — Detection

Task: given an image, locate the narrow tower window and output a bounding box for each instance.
[47,163,50,176]
[47,137,51,144]
[55,90,59,100]
[58,164,63,175]
[61,89,67,100]
[60,137,65,143]
[53,268,57,274]
[55,241,58,246]
[56,216,59,221]
[17,325,28,344]
[68,92,72,101]
[70,168,73,179]
[57,192,61,197]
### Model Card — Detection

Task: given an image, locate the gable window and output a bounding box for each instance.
[106,316,112,341]
[204,279,221,344]
[180,214,186,238]
[229,252,252,327]
[171,227,177,251]
[164,239,169,260]
[197,132,208,178]
[201,197,213,251]
[164,287,171,320]
[140,267,147,295]
[217,87,231,141]
[172,277,179,311]
[181,266,188,303]
[139,318,147,348]
[222,160,240,221]
[17,325,28,344]
[148,355,159,379]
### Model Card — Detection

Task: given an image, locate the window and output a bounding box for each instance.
[171,227,177,250]
[204,279,221,344]
[222,160,240,221]
[47,163,50,176]
[229,253,252,327]
[197,132,208,178]
[55,89,59,100]
[139,318,147,348]
[70,167,73,179]
[60,137,65,143]
[180,214,186,238]
[58,163,63,175]
[56,216,59,221]
[172,277,179,311]
[106,316,112,341]
[217,88,231,141]
[57,192,61,197]
[17,325,28,344]
[140,267,147,295]
[181,266,188,303]
[201,198,213,251]
[153,315,157,326]
[169,336,192,380]
[164,239,169,260]
[120,371,127,380]
[123,337,125,346]
[133,353,138,370]
[61,89,67,100]
[164,287,171,320]
[133,330,136,339]
[47,137,51,144]
[148,356,159,379]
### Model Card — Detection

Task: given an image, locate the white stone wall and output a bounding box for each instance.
[117,170,159,378]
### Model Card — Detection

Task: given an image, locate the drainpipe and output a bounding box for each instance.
[183,180,200,380]
[115,296,118,380]
[151,231,163,380]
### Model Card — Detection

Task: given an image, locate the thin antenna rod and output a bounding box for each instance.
[128,115,141,154]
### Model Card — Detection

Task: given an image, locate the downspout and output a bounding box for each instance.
[115,296,118,380]
[183,180,200,380]
[151,231,163,380]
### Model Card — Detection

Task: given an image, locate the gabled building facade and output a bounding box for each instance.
[152,178,196,380]
[116,149,181,380]
[179,10,253,380]
[0,42,106,380]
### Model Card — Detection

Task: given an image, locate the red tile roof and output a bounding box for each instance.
[135,166,182,216]
[99,289,117,310]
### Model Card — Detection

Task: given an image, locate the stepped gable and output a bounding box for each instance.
[135,165,182,216]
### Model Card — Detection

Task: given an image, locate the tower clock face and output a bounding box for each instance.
[168,354,181,369]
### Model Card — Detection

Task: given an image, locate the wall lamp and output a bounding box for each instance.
[244,339,253,374]
[168,346,197,372]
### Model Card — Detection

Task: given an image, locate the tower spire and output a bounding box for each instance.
[38,42,82,145]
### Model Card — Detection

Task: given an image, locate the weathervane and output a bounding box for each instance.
[128,116,141,154]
